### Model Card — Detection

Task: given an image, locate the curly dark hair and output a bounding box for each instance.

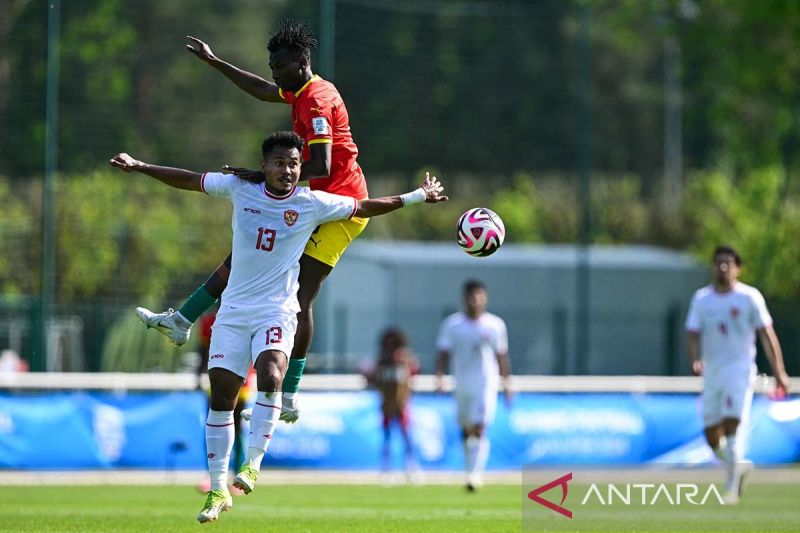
[267,19,318,61]
[261,131,304,159]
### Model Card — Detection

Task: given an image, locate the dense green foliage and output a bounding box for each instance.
[2,0,800,301]
[4,164,797,303]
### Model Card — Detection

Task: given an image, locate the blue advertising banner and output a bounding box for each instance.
[0,392,207,469]
[0,391,797,469]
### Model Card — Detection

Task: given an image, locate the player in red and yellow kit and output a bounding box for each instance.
[135,20,368,422]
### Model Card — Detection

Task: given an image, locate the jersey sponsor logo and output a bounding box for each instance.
[284,209,299,226]
[312,116,329,135]
[244,207,262,215]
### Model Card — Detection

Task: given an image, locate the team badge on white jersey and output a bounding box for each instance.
[284,210,298,226]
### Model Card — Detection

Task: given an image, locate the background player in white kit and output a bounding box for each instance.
[109,131,447,523]
[686,245,790,505]
[435,280,512,491]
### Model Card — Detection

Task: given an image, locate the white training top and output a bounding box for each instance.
[685,282,772,375]
[436,311,508,394]
[202,172,357,313]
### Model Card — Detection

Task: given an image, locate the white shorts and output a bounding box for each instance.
[207,304,297,379]
[455,390,497,428]
[702,369,754,427]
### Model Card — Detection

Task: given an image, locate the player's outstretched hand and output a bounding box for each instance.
[691,359,703,376]
[185,36,216,62]
[420,172,448,203]
[109,153,144,172]
[222,165,265,183]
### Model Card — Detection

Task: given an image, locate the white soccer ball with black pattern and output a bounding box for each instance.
[456,207,505,257]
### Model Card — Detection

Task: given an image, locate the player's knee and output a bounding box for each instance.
[208,390,237,411]
[722,418,740,435]
[256,364,283,392]
[208,368,243,410]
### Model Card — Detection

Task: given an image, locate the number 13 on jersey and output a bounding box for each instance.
[256,227,276,251]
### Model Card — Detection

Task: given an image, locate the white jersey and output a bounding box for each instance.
[685,282,772,376]
[201,172,357,313]
[436,311,508,394]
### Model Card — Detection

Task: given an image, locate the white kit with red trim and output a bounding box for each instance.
[201,172,357,314]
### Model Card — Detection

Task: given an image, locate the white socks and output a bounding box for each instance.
[244,391,282,470]
[724,435,739,492]
[464,436,479,473]
[475,436,490,475]
[464,435,490,486]
[465,436,489,474]
[205,410,235,491]
[712,435,729,462]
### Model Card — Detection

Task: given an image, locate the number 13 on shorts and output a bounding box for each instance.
[266,327,283,344]
[255,314,297,360]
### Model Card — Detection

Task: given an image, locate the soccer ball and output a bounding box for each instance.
[456,207,505,257]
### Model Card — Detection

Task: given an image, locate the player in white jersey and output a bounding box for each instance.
[109,131,447,523]
[435,280,512,491]
[685,245,790,504]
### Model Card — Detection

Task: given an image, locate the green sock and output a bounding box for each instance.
[282,358,306,393]
[177,285,217,323]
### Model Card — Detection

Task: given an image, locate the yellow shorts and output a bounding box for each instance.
[303,216,369,267]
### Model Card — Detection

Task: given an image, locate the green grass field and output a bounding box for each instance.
[0,483,798,532]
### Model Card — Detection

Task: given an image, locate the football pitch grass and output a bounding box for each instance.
[0,482,799,532]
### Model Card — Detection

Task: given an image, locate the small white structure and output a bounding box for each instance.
[313,242,707,375]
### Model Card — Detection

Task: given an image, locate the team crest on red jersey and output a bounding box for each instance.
[284,210,299,226]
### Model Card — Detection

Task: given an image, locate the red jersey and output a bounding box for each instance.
[280,75,369,200]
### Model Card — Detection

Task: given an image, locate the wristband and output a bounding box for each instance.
[400,187,426,206]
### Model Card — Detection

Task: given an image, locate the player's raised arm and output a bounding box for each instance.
[354,172,448,218]
[185,36,282,103]
[109,153,204,191]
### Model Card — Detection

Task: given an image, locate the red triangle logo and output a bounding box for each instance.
[527,472,573,518]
